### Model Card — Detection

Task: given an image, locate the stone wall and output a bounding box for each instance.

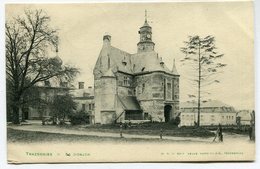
[116,72,134,96]
[94,76,117,124]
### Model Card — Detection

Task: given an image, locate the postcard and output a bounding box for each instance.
[5,1,255,163]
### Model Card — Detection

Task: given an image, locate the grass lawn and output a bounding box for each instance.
[7,128,194,144]
[64,122,215,138]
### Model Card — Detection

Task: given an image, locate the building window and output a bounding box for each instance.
[167,82,172,100]
[142,83,145,93]
[89,104,92,111]
[211,115,215,121]
[83,92,89,97]
[123,76,128,86]
[82,104,86,111]
[167,83,171,90]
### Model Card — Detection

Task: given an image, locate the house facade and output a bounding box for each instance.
[25,80,71,120]
[180,100,237,126]
[93,15,180,124]
[236,110,253,126]
[70,82,95,124]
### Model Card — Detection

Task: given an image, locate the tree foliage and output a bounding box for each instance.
[51,94,77,124]
[6,9,79,124]
[180,35,226,127]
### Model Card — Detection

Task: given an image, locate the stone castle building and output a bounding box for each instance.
[93,14,180,124]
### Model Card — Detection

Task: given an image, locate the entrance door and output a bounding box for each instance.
[164,105,172,122]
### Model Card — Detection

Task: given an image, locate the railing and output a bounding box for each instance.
[114,110,125,123]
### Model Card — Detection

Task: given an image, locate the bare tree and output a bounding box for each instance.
[180,35,226,127]
[6,9,79,124]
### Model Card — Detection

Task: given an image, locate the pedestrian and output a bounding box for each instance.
[213,124,223,142]
[218,124,223,142]
[248,126,253,140]
[212,129,219,142]
[160,128,163,139]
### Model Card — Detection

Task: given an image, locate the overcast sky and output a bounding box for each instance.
[6,2,254,110]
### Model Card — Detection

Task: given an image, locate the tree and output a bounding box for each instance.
[180,35,226,127]
[51,94,77,125]
[6,9,79,124]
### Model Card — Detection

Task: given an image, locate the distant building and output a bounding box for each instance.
[70,82,95,124]
[93,13,180,124]
[180,100,236,126]
[25,79,71,120]
[236,110,252,125]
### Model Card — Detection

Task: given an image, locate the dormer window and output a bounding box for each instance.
[123,76,129,86]
[160,57,164,67]
[122,56,127,66]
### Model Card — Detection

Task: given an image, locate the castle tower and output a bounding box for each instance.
[137,10,155,53]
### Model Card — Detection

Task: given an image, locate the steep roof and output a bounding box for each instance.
[118,96,141,111]
[94,44,178,77]
[131,51,174,74]
[172,59,178,75]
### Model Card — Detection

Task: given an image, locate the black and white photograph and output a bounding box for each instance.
[4,1,255,163]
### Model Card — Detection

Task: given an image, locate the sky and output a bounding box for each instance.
[5,2,254,110]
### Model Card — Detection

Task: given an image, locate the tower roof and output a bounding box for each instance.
[142,9,151,27]
[172,59,179,75]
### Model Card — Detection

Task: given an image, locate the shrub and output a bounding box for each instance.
[170,116,181,126]
[69,110,89,125]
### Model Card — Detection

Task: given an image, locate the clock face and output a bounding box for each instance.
[147,34,151,38]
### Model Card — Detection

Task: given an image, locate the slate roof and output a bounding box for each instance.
[180,100,232,108]
[118,96,142,111]
[131,51,173,74]
[94,44,178,76]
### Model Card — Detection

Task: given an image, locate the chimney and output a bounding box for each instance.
[78,82,84,89]
[103,34,111,46]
